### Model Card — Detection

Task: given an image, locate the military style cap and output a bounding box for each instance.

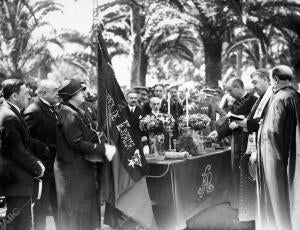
[58,79,86,97]
[133,86,149,93]
[202,88,219,97]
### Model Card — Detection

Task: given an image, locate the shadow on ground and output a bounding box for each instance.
[186,202,255,230]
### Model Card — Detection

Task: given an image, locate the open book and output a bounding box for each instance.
[227,112,245,121]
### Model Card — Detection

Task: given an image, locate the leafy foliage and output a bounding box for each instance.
[0,0,63,80]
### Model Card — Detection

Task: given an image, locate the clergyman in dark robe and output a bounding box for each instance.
[235,68,270,221]
[256,65,300,230]
[208,77,257,222]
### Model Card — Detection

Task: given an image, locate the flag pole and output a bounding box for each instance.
[93,0,104,227]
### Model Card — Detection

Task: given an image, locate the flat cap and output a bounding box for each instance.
[58,79,86,97]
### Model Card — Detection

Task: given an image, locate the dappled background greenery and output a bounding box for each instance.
[1,0,300,89]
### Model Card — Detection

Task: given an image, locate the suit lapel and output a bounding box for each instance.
[133,106,139,118]
[6,102,27,128]
[38,99,57,121]
[5,102,30,143]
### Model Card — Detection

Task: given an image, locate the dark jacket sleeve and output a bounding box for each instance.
[60,110,105,156]
[247,118,260,133]
[216,118,232,139]
[217,94,257,139]
[4,118,42,177]
[23,110,49,159]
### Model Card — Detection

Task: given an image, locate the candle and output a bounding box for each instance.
[186,90,189,127]
[167,92,171,115]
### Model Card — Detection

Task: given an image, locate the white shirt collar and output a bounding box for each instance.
[152,111,159,117]
[6,101,21,113]
[129,105,136,112]
[40,97,51,106]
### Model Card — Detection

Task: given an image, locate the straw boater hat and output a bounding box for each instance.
[58,79,86,100]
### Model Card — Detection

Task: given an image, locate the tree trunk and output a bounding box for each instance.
[203,38,223,88]
[129,3,141,88]
[290,45,300,82]
[236,49,243,78]
[139,47,148,86]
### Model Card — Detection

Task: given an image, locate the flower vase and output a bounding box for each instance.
[154,134,165,160]
[192,129,200,144]
[197,131,206,154]
[180,126,192,136]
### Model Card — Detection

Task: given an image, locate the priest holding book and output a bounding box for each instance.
[208,77,257,223]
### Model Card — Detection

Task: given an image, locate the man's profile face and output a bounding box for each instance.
[226,84,240,99]
[16,84,31,109]
[127,93,138,106]
[251,75,268,96]
[44,85,59,104]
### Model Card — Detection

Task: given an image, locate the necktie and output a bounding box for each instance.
[130,107,134,117]
[49,105,58,119]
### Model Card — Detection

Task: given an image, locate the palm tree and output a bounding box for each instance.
[156,0,300,87]
[60,1,198,87]
[99,0,199,86]
[224,1,300,81]
[0,0,63,80]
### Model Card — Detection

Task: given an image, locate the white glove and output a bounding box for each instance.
[250,151,257,164]
[229,121,239,130]
[208,130,218,141]
[143,145,150,155]
[104,144,116,162]
[37,161,45,178]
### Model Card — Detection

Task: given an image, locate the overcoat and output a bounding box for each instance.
[23,99,57,178]
[54,102,105,230]
[0,101,42,196]
[257,87,300,230]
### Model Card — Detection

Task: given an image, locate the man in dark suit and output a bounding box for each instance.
[143,84,168,114]
[126,91,149,154]
[0,79,45,230]
[133,86,149,109]
[23,79,59,230]
[168,86,183,139]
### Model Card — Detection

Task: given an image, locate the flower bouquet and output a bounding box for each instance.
[140,114,175,158]
[139,114,175,134]
[178,113,211,131]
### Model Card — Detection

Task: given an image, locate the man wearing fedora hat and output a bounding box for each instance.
[54,79,115,230]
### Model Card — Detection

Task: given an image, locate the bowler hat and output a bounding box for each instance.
[58,79,86,98]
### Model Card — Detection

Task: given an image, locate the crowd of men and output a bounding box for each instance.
[0,63,299,230]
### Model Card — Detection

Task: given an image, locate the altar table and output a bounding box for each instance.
[146,148,234,229]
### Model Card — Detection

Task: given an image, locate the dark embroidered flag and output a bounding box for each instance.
[96,26,157,230]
